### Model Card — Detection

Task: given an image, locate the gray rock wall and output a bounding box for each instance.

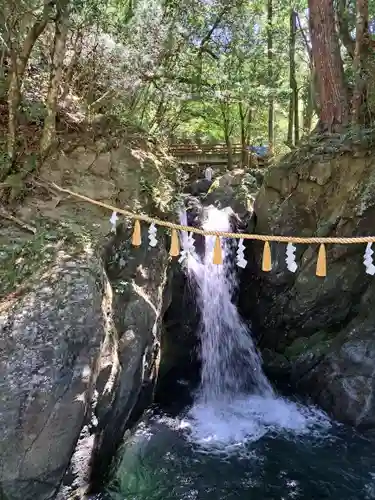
[0,222,170,499]
[0,249,108,500]
[240,134,375,427]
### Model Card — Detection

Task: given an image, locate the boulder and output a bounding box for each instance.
[240,132,375,427]
[89,224,169,489]
[0,222,170,499]
[189,178,212,196]
[204,169,262,220]
[0,238,108,500]
[37,129,185,217]
[0,124,181,498]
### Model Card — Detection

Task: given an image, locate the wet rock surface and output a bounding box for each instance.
[0,126,179,499]
[89,224,169,490]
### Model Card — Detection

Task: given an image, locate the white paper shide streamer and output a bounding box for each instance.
[179,232,197,263]
[286,242,298,272]
[236,238,247,268]
[364,243,375,275]
[109,211,118,232]
[148,223,158,247]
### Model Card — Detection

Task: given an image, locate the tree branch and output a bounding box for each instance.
[200,46,219,60]
[336,0,355,58]
[296,12,312,62]
[199,6,231,49]
[18,1,56,75]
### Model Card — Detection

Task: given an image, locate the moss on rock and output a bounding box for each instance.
[284,331,333,361]
[0,219,98,300]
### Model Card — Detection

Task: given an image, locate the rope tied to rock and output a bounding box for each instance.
[51,183,375,277]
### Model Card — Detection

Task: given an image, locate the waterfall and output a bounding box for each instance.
[185,206,272,401]
[179,206,330,451]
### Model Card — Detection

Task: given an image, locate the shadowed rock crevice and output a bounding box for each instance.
[0,130,184,500]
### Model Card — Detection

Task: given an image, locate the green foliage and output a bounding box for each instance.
[20,100,46,125]
[106,0,311,148]
[2,0,375,160]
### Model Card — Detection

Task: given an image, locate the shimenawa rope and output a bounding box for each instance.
[51,183,375,278]
[51,183,375,244]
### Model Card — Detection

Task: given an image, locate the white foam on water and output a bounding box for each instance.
[183,395,331,455]
[364,473,375,499]
[178,205,332,456]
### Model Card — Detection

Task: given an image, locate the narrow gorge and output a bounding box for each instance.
[2,0,375,497]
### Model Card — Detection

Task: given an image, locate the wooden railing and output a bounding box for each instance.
[169,143,269,167]
[170,143,243,155]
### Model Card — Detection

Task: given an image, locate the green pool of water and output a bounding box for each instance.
[102,389,375,500]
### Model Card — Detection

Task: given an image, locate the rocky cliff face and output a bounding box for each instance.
[0,221,170,500]
[0,235,107,500]
[241,131,375,428]
[89,224,169,490]
[0,127,177,500]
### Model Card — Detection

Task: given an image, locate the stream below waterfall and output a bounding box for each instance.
[101,397,375,500]
[99,207,375,500]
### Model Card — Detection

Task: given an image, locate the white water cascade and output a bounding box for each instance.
[179,206,331,452]
[187,207,272,401]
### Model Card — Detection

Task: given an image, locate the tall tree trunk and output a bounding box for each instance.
[287,10,297,147]
[40,0,70,157]
[60,30,83,101]
[267,0,274,152]
[294,86,299,144]
[149,94,166,132]
[336,0,355,58]
[352,0,369,124]
[308,0,349,132]
[245,107,253,166]
[303,75,314,135]
[226,140,233,170]
[3,0,54,174]
[239,102,247,166]
[220,102,233,170]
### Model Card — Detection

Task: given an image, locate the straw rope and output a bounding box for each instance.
[51,183,375,244]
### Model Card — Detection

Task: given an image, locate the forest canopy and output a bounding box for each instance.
[0,0,375,175]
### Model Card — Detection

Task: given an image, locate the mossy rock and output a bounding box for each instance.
[0,218,98,300]
[284,331,333,361]
[262,348,291,377]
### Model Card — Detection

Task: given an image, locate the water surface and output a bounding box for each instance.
[107,392,375,500]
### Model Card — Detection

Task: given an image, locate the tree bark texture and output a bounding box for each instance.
[239,102,247,165]
[4,0,54,175]
[351,0,369,124]
[302,76,314,135]
[238,102,252,166]
[220,101,233,170]
[308,0,349,132]
[267,0,274,152]
[40,0,70,156]
[287,10,298,147]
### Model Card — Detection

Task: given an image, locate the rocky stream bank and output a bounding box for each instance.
[2,128,375,499]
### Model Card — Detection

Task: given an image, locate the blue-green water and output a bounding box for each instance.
[104,388,375,500]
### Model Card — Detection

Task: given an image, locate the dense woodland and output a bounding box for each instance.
[0,0,375,183]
